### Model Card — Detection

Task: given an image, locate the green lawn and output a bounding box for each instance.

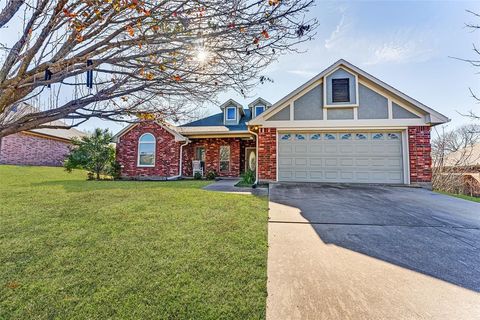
[438,191,480,203]
[0,166,268,319]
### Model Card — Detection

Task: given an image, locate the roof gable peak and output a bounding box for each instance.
[219,98,243,110]
[248,97,272,108]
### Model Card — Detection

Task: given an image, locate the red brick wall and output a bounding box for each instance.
[408,126,432,183]
[0,132,71,166]
[258,128,277,181]
[183,138,241,177]
[116,122,181,178]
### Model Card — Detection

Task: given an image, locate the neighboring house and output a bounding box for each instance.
[114,59,449,187]
[439,143,480,196]
[0,120,85,167]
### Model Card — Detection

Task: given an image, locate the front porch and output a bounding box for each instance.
[182,137,256,178]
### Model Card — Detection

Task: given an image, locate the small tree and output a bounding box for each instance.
[64,128,115,180]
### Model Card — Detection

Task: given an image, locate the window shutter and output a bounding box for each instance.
[332,78,350,103]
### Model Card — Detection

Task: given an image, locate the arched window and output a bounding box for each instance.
[138,133,155,167]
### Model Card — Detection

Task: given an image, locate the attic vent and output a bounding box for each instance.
[332,78,350,103]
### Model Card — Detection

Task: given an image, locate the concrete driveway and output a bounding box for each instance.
[267,183,480,320]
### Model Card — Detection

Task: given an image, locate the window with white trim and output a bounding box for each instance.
[138,133,155,166]
[219,146,230,172]
[254,105,265,117]
[226,106,236,121]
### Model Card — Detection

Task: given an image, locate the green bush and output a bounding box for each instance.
[240,169,255,186]
[64,128,115,180]
[206,170,218,180]
[109,161,122,180]
[194,172,203,180]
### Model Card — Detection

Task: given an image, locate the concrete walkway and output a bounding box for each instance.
[267,183,480,320]
[202,179,268,196]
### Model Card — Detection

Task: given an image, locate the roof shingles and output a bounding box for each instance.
[180,109,252,131]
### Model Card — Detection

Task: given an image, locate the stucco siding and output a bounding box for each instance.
[393,102,420,119]
[327,108,354,120]
[267,105,291,121]
[358,84,389,119]
[294,84,323,120]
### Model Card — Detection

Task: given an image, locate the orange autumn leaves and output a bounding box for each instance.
[63,0,152,42]
[138,67,181,82]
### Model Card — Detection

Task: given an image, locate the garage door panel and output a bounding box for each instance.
[325,158,338,166]
[354,158,370,166]
[389,172,403,180]
[371,158,386,166]
[341,171,354,179]
[309,145,323,154]
[309,171,323,179]
[310,158,323,167]
[278,131,404,184]
[279,158,293,166]
[279,145,293,154]
[324,145,338,153]
[355,145,370,153]
[325,171,339,179]
[295,145,308,153]
[295,171,308,179]
[295,158,307,166]
[386,158,402,166]
[279,170,293,179]
[355,172,370,181]
[339,145,354,153]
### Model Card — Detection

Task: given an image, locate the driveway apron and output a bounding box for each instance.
[267,183,480,320]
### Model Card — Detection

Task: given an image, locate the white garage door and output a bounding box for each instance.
[278,132,404,184]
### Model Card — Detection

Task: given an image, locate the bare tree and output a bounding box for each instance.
[457,10,480,119]
[432,124,480,194]
[0,0,316,138]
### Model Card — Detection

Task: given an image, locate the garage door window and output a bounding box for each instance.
[280,134,292,140]
[324,133,336,140]
[372,133,384,140]
[388,133,400,140]
[355,133,367,140]
[310,133,321,140]
[295,134,306,140]
[341,133,352,140]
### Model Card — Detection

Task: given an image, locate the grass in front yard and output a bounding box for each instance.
[0,165,268,319]
[438,191,480,203]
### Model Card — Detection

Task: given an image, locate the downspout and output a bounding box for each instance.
[247,125,259,186]
[167,139,190,180]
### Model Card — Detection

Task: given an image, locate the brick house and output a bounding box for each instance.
[0,121,85,167]
[114,59,449,187]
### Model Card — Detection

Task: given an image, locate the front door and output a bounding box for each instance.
[245,148,257,172]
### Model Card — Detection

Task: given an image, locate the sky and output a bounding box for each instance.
[76,1,480,135]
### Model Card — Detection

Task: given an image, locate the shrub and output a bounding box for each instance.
[240,169,255,186]
[194,172,203,180]
[206,170,218,180]
[109,161,122,180]
[64,128,115,180]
